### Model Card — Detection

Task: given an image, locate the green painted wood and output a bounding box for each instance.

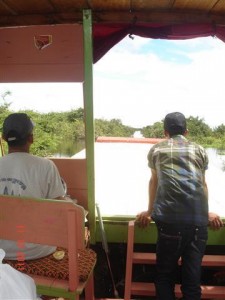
[83,9,96,243]
[95,220,225,245]
[37,285,79,300]
[207,227,225,245]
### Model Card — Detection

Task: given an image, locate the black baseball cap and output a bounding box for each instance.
[164,112,186,133]
[2,113,34,142]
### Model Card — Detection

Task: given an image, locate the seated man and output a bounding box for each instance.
[0,113,66,260]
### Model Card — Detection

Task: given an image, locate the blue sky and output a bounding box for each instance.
[1,35,225,129]
[140,38,214,63]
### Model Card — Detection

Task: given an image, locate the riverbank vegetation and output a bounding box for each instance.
[1,97,225,156]
[0,99,135,156]
[142,116,225,151]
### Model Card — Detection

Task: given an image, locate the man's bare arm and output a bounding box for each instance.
[136,169,158,227]
[147,169,158,215]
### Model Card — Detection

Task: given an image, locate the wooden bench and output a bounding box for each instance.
[0,195,96,300]
[125,220,225,300]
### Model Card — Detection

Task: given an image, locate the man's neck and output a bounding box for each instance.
[8,146,30,154]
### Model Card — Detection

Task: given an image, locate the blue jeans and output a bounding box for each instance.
[155,221,208,300]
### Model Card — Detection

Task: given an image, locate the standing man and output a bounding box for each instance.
[0,113,66,260]
[136,112,223,300]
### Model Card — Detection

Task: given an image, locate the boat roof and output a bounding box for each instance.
[1,2,223,92]
[0,0,225,27]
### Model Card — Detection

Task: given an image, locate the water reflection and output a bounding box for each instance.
[54,139,85,157]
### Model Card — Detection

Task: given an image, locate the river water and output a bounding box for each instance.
[205,148,225,215]
[55,139,85,157]
[74,143,225,217]
[72,143,225,299]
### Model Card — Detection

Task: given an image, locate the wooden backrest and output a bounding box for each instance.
[0,195,85,249]
[50,158,88,210]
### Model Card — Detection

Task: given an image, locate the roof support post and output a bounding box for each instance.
[83,9,96,243]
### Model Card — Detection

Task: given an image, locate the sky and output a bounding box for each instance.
[0,35,225,129]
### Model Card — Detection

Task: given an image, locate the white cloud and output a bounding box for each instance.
[0,83,83,113]
[93,36,225,128]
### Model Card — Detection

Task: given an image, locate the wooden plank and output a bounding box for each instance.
[91,11,225,25]
[0,24,84,83]
[131,282,156,296]
[1,1,225,27]
[0,195,85,248]
[132,252,225,267]
[131,0,175,10]
[174,0,219,11]
[203,255,225,267]
[201,285,225,299]
[132,252,156,264]
[130,282,225,298]
[48,158,88,208]
[212,0,225,13]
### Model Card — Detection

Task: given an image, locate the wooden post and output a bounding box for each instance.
[83,9,96,243]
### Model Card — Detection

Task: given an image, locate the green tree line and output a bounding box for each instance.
[142,116,225,150]
[1,93,225,156]
[0,99,136,156]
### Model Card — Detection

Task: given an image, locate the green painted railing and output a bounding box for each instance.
[95,216,225,246]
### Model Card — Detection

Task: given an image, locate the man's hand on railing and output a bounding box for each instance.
[136,211,152,228]
[208,212,224,230]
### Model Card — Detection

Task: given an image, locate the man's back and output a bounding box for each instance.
[0,152,64,199]
[136,112,223,300]
[148,135,209,225]
[0,113,65,259]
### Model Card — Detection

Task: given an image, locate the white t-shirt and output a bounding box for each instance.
[0,152,65,260]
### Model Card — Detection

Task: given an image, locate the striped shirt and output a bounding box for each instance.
[148,135,209,226]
